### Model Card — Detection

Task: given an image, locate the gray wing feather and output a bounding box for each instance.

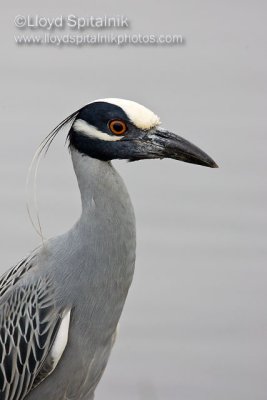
[0,252,37,299]
[0,256,65,400]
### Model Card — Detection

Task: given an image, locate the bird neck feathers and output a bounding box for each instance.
[70,147,130,218]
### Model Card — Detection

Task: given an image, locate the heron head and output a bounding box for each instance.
[68,98,218,168]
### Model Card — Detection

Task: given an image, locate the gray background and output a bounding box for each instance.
[1,1,267,399]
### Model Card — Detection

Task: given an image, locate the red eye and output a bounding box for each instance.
[108,120,127,135]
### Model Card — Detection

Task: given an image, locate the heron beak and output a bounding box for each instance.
[148,128,218,168]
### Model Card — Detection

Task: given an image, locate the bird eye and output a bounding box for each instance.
[108,120,127,135]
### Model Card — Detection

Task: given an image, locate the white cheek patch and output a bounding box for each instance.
[97,98,161,130]
[73,119,122,142]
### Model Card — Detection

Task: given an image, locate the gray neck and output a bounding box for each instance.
[43,147,136,324]
[70,147,135,231]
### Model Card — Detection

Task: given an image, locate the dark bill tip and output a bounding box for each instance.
[188,153,218,168]
[210,161,219,168]
[153,129,218,169]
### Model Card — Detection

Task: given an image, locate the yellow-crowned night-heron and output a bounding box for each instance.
[0,99,217,400]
